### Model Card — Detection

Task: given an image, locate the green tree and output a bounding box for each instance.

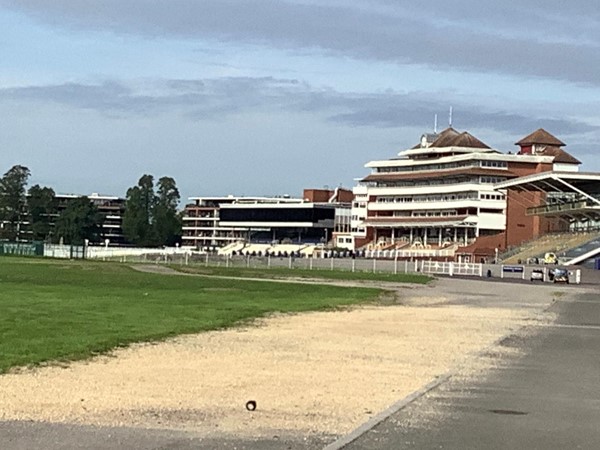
[123,174,181,247]
[27,185,56,241]
[55,196,102,245]
[123,175,157,246]
[154,176,182,246]
[0,165,31,241]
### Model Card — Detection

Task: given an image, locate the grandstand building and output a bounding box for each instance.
[348,128,582,258]
[18,193,126,245]
[219,202,336,243]
[182,189,352,250]
[56,193,127,245]
[182,196,291,250]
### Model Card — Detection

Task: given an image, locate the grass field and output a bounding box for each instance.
[0,258,383,374]
[174,264,433,283]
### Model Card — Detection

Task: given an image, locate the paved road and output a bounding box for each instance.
[340,290,600,450]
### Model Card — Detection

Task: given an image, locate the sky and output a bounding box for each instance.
[1,0,599,202]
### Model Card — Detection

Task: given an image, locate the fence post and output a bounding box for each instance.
[226,254,230,268]
[479,263,483,277]
[394,256,398,275]
[449,262,454,277]
[372,258,376,273]
[268,254,271,268]
[330,257,334,271]
[246,255,250,268]
[288,255,292,269]
[352,258,355,273]
[500,265,504,279]
[310,256,313,271]
[205,253,209,267]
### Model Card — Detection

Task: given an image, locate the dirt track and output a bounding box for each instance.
[0,271,576,440]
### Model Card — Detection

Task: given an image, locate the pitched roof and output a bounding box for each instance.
[516,129,565,146]
[443,132,491,149]
[426,128,490,149]
[428,127,461,147]
[532,145,581,164]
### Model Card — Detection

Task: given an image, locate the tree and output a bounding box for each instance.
[123,175,157,246]
[0,165,31,241]
[154,176,182,247]
[27,185,56,241]
[123,174,181,247]
[54,196,102,245]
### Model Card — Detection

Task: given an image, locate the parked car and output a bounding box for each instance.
[530,269,544,282]
[552,268,569,284]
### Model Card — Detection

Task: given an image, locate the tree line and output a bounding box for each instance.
[0,165,182,247]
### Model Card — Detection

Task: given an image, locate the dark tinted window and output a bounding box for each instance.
[220,207,334,223]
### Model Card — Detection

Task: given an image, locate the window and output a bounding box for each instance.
[481,160,507,168]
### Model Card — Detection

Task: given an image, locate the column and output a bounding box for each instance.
[438,227,442,247]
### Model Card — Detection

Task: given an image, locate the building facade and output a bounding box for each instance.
[181,196,282,250]
[58,193,127,245]
[182,189,352,250]
[17,193,126,245]
[349,128,580,254]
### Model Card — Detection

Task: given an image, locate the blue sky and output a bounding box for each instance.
[1,0,599,201]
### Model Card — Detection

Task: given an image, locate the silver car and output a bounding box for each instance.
[530,269,544,282]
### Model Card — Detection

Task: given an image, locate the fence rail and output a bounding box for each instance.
[3,242,586,283]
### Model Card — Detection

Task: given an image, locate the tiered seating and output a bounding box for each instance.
[217,241,246,255]
[242,243,272,255]
[299,245,317,256]
[224,243,318,257]
[503,231,599,264]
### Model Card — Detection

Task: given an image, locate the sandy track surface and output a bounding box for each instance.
[0,273,575,440]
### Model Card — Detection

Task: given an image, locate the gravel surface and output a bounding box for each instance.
[0,274,575,441]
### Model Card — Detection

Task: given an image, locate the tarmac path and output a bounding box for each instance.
[338,290,600,450]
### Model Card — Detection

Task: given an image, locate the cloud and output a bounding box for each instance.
[1,0,600,85]
[1,77,597,140]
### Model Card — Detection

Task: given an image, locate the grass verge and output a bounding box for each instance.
[0,257,382,374]
[172,264,433,284]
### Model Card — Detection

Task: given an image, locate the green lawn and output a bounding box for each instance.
[174,265,433,284]
[0,258,382,374]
